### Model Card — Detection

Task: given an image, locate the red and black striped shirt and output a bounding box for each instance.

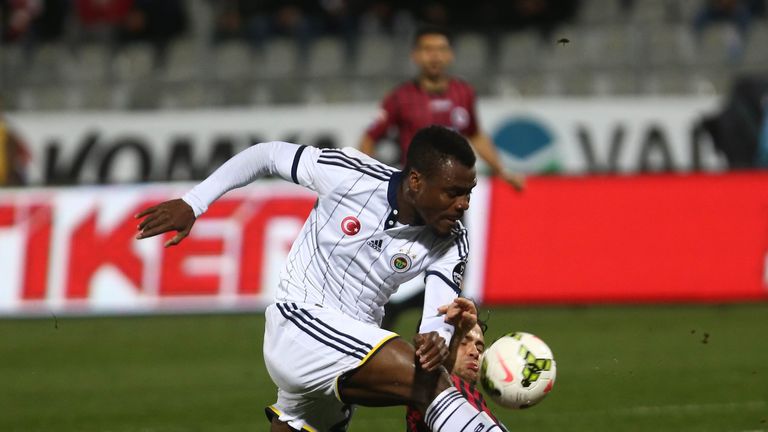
[406,375,505,432]
[365,78,479,164]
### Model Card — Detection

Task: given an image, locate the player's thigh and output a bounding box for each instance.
[337,337,452,410]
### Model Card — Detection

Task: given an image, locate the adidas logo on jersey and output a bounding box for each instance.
[367,239,383,252]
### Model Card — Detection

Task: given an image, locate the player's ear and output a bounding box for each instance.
[408,169,424,193]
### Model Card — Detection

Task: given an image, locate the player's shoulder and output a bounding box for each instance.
[449,77,476,95]
[316,147,398,180]
[389,80,420,96]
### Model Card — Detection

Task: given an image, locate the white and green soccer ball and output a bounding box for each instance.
[480,332,557,409]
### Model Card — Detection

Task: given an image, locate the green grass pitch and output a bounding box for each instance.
[2,304,767,432]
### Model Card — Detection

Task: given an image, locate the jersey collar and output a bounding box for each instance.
[385,171,402,229]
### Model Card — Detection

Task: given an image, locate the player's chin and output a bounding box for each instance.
[431,219,457,236]
[460,369,479,384]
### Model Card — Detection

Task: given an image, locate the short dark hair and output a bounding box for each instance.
[476,315,488,335]
[404,125,476,177]
[413,24,453,47]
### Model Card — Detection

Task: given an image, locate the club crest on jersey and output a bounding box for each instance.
[390,253,412,273]
[341,216,361,235]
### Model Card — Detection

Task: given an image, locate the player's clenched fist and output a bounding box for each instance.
[438,297,478,335]
[135,199,196,247]
[413,331,449,372]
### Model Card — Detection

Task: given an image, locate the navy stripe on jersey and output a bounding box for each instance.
[319,180,385,303]
[291,145,308,184]
[425,271,461,294]
[426,389,462,426]
[286,304,370,357]
[292,303,374,350]
[318,159,391,181]
[453,227,469,261]
[320,148,397,177]
[438,402,468,432]
[300,173,366,300]
[456,412,482,432]
[425,389,463,429]
[276,303,367,360]
[317,153,395,181]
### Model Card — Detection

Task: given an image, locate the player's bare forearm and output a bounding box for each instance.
[135,199,196,247]
[413,331,450,372]
[358,134,377,156]
[470,133,525,191]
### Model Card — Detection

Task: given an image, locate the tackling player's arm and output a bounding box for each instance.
[438,298,478,371]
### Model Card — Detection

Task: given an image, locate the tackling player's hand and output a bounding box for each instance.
[413,331,449,372]
[135,199,196,247]
[438,297,478,336]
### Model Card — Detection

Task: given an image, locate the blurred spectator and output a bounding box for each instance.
[358,0,414,35]
[116,0,188,67]
[503,0,579,41]
[692,0,754,63]
[2,0,70,46]
[319,0,367,65]
[702,75,768,168]
[0,0,39,42]
[0,101,29,186]
[72,0,132,56]
[212,0,321,64]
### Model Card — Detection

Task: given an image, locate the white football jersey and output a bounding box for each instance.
[182,142,468,337]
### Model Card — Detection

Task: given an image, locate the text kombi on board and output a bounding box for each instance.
[8,97,724,185]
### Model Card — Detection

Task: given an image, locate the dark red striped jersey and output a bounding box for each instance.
[365,78,479,164]
[406,375,506,432]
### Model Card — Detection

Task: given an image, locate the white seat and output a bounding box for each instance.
[307,37,345,78]
[355,34,394,77]
[498,31,542,73]
[165,38,203,81]
[261,38,298,79]
[112,43,155,82]
[452,33,490,78]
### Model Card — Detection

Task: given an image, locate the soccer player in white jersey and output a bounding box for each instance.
[135,126,503,432]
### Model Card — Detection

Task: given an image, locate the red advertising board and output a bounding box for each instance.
[483,172,768,304]
[0,184,317,315]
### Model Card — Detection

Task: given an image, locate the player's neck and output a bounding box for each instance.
[395,181,419,225]
[418,75,449,94]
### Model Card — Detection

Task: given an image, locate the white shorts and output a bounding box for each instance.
[263,302,398,431]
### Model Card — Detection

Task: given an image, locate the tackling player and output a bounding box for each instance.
[136,125,504,432]
[407,311,508,431]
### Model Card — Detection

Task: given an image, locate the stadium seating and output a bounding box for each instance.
[1,0,766,110]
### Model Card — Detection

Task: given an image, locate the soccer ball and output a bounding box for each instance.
[480,332,556,409]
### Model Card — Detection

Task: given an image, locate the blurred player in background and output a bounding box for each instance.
[359,25,523,188]
[136,126,505,432]
[0,100,29,186]
[359,25,524,330]
[407,311,509,432]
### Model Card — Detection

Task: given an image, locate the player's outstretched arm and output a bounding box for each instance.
[135,199,195,247]
[358,134,377,157]
[469,132,525,192]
